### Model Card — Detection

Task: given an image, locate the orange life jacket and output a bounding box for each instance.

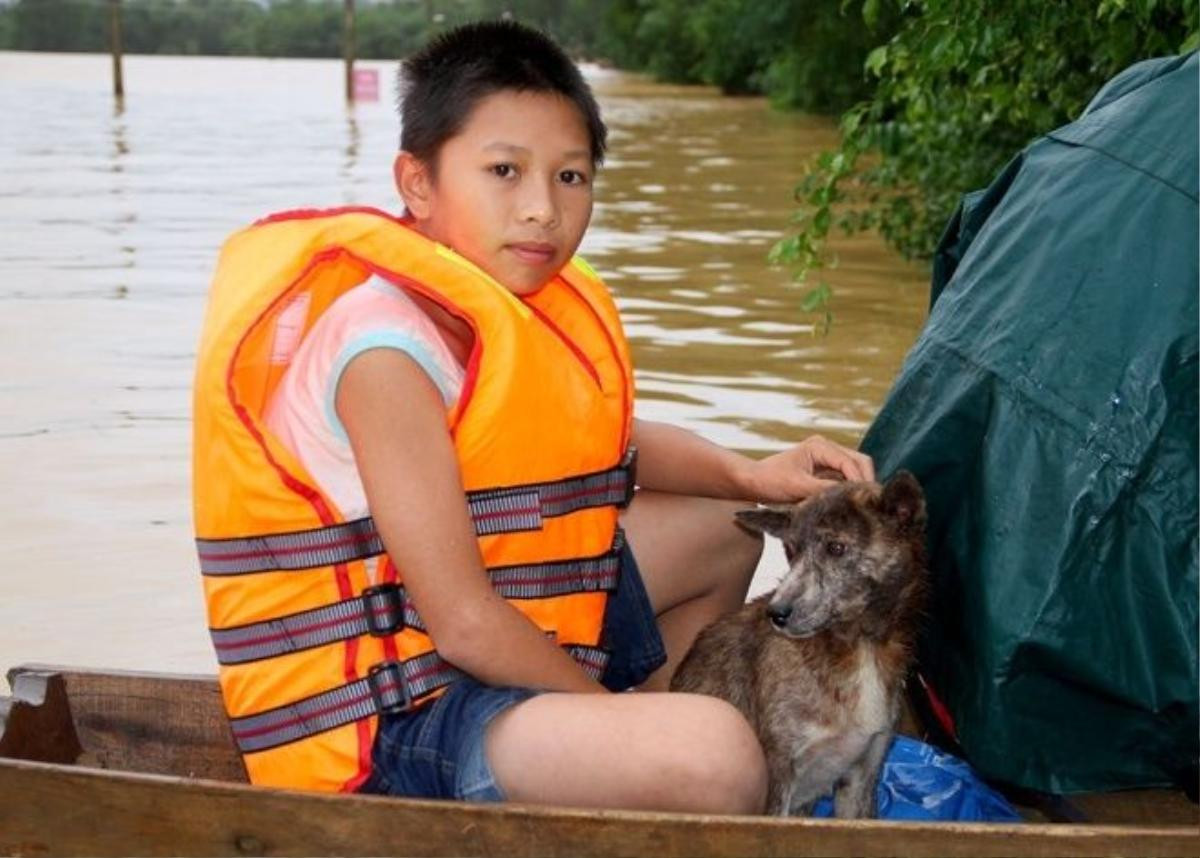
[193,207,635,793]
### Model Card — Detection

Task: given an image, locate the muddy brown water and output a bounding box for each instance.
[0,53,927,672]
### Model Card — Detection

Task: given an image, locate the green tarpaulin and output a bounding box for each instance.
[861,53,1198,794]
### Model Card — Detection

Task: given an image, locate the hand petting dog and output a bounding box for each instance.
[743,435,875,503]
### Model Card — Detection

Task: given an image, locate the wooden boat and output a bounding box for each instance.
[1,663,1195,857]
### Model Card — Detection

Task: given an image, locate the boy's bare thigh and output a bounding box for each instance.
[485,690,767,814]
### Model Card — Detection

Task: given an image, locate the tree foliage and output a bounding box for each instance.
[773,0,1199,311]
[597,0,889,112]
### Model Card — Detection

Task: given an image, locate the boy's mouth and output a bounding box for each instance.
[506,242,557,266]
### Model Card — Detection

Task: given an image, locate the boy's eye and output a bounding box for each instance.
[489,163,516,179]
[558,169,589,185]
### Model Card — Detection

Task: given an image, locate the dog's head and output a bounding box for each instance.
[736,471,926,640]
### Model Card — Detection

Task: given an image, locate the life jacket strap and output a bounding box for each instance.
[229,645,612,754]
[210,582,409,666]
[196,516,384,576]
[467,446,637,536]
[228,651,461,754]
[566,644,611,681]
[196,447,637,575]
[210,533,625,666]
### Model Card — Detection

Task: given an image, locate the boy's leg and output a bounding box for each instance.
[485,690,768,814]
[618,490,763,690]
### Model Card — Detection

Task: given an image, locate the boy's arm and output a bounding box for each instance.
[630,417,875,503]
[338,348,605,694]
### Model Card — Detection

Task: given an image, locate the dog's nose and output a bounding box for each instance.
[767,604,792,629]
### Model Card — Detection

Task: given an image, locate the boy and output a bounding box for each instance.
[193,20,872,813]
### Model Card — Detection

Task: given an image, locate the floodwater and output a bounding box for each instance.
[0,52,927,674]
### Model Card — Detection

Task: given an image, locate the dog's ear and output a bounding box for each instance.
[880,471,926,532]
[735,506,793,539]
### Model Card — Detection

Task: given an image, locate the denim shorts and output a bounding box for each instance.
[358,540,666,801]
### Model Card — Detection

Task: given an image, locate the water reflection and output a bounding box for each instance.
[110,93,135,294]
[342,108,360,179]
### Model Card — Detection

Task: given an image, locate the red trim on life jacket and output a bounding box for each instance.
[559,278,632,452]
[353,256,484,439]
[225,245,373,790]
[254,206,406,228]
[917,672,959,742]
[522,298,602,389]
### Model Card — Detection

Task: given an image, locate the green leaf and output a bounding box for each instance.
[767,235,799,265]
[813,207,832,234]
[863,0,881,30]
[865,44,889,77]
[800,282,833,312]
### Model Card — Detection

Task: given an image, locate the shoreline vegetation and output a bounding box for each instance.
[4,0,1195,292]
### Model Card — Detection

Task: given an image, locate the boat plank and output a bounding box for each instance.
[1,758,1197,858]
[4,664,245,782]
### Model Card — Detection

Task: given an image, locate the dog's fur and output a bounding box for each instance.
[670,472,927,817]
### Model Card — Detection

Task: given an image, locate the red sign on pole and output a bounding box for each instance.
[352,68,379,102]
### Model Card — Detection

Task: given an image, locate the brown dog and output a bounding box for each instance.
[670,472,927,817]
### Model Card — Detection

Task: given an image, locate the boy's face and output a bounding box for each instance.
[395,90,595,295]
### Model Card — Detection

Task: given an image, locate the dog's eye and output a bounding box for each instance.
[825,540,847,557]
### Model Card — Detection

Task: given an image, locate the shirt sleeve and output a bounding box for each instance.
[323,328,461,444]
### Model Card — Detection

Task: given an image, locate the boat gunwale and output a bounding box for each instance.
[2,663,1197,857]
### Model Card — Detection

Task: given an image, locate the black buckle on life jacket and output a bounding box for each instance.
[619,445,638,508]
[362,583,406,637]
[367,660,412,714]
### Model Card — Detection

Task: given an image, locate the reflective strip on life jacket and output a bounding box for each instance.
[229,644,612,754]
[229,651,462,754]
[196,449,636,576]
[210,584,409,665]
[469,449,635,536]
[566,644,611,681]
[196,517,383,575]
[209,535,625,666]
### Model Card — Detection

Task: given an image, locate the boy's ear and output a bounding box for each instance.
[394,151,433,219]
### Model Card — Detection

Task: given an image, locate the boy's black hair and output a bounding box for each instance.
[398,20,607,169]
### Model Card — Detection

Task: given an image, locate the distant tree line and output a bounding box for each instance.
[0,0,605,61]
[0,0,879,112]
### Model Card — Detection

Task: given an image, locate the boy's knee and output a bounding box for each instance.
[684,698,768,814]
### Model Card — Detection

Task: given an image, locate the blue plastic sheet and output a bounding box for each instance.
[811,736,1022,821]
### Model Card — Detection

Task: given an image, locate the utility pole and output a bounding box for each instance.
[109,0,124,99]
[343,0,356,103]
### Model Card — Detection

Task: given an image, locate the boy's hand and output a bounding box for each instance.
[744,435,875,503]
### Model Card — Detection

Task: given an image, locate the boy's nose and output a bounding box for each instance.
[519,179,559,227]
